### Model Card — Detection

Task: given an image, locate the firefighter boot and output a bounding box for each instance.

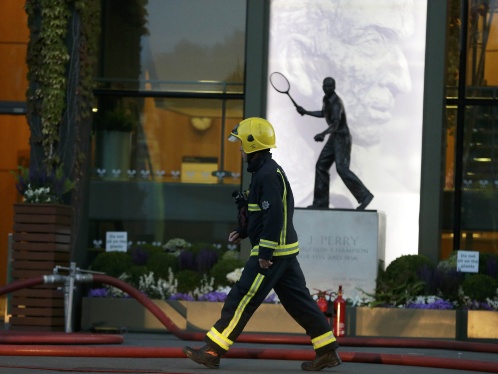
[182,344,221,369]
[301,349,342,371]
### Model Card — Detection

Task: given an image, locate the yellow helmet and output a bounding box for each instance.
[228,117,276,154]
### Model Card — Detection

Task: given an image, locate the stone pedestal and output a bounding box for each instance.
[294,208,386,299]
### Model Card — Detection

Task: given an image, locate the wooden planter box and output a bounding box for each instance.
[10,203,73,331]
[349,307,498,341]
[349,307,458,339]
[81,298,498,341]
[81,298,305,334]
[467,310,498,339]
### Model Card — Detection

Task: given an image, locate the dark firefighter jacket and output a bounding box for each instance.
[239,151,299,260]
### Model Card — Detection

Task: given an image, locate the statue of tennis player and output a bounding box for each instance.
[296,77,374,210]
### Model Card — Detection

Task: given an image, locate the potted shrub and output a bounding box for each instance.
[353,253,498,339]
[93,107,137,177]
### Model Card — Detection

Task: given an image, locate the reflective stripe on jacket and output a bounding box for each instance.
[245,152,299,259]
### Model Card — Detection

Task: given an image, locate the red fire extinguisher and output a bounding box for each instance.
[333,285,346,337]
[313,289,332,323]
[316,291,328,314]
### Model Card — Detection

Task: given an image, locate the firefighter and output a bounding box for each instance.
[182,117,342,371]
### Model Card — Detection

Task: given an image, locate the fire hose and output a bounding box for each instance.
[0,264,497,373]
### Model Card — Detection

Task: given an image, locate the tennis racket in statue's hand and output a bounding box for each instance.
[270,72,298,107]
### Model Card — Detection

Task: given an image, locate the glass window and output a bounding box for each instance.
[442,107,457,259]
[466,0,498,98]
[91,96,243,183]
[460,105,498,253]
[443,0,498,257]
[446,0,461,99]
[98,0,246,91]
[89,0,247,248]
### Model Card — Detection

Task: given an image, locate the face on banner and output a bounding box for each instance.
[267,0,427,265]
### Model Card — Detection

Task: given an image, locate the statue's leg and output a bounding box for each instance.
[335,135,372,204]
[312,141,335,207]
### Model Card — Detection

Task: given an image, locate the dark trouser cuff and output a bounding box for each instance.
[315,340,339,355]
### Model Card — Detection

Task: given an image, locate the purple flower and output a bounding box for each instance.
[14,165,73,204]
[198,291,228,302]
[196,248,219,273]
[169,293,195,301]
[88,288,109,298]
[178,250,197,271]
[464,300,493,310]
[264,293,277,303]
[405,299,454,310]
[130,246,149,265]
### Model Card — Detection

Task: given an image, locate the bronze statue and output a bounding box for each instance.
[296,77,374,210]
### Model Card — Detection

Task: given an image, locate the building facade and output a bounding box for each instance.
[0,0,497,304]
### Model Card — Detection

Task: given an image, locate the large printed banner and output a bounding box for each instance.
[267,0,428,266]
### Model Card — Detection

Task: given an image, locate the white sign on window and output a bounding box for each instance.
[457,250,479,273]
[106,231,128,252]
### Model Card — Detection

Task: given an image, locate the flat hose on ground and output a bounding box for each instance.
[0,274,497,373]
[0,346,497,373]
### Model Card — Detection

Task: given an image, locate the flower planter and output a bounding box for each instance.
[81,298,304,334]
[350,307,458,339]
[10,203,73,331]
[467,310,498,339]
[81,299,498,341]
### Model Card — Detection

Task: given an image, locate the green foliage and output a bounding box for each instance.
[40,0,70,165]
[222,250,241,261]
[210,258,245,288]
[363,279,426,308]
[93,108,137,132]
[434,268,464,302]
[136,244,164,258]
[88,239,243,297]
[146,252,179,279]
[25,0,101,213]
[437,251,458,271]
[163,238,191,252]
[462,274,498,302]
[365,255,434,307]
[190,242,225,256]
[12,165,74,204]
[74,0,101,120]
[361,252,498,310]
[176,270,202,293]
[124,265,149,288]
[383,254,434,282]
[90,252,133,278]
[479,253,498,279]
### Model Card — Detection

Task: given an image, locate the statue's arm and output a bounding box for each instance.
[296,105,323,118]
[305,110,324,118]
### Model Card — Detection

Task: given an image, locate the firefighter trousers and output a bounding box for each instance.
[205,255,338,355]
